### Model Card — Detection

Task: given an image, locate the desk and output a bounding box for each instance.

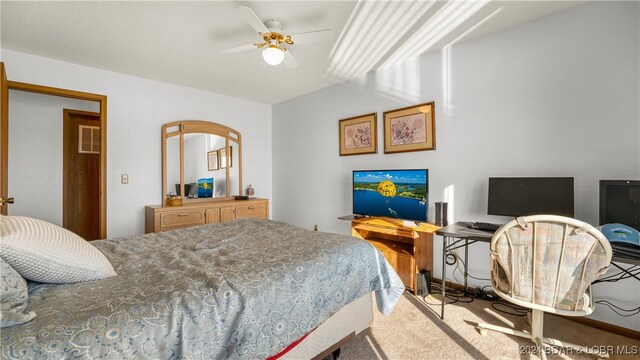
[435,221,494,320]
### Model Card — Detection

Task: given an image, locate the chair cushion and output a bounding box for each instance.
[0,258,35,327]
[0,216,116,284]
[492,220,607,312]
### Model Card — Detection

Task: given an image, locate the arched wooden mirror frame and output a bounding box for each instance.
[162,120,242,204]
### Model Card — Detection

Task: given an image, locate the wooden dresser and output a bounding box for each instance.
[349,217,439,293]
[145,198,269,233]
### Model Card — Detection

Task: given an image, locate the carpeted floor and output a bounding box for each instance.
[338,292,639,359]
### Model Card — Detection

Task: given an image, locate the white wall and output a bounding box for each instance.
[2,49,272,238]
[272,2,639,330]
[8,92,99,225]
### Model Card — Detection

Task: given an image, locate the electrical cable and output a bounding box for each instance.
[419,278,475,306]
[592,265,640,284]
[595,300,640,317]
[491,301,529,317]
[448,251,492,281]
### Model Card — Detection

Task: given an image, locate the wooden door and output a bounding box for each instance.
[0,63,9,215]
[206,208,221,224]
[63,109,100,240]
[221,206,235,222]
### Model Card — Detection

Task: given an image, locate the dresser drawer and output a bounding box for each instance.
[160,209,205,229]
[235,203,267,219]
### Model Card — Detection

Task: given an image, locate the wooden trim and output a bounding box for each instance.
[4,74,107,238]
[7,81,105,102]
[0,63,8,215]
[63,109,100,117]
[99,98,107,239]
[553,314,640,341]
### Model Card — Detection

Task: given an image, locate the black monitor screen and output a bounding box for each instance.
[599,180,640,231]
[488,177,574,217]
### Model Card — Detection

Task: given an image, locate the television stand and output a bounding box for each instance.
[347,217,440,292]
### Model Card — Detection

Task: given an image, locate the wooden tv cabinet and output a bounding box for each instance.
[349,217,439,292]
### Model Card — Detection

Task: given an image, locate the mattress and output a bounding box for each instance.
[1,218,403,359]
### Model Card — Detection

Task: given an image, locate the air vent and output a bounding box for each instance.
[79,125,100,154]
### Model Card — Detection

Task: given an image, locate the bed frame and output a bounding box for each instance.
[281,293,373,359]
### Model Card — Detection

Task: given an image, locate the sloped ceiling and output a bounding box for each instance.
[1,1,579,104]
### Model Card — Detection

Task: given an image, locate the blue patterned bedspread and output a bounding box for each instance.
[1,219,404,359]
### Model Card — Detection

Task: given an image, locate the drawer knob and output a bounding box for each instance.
[248,206,255,209]
[178,213,188,217]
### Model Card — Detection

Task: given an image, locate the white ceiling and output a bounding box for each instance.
[1,1,580,104]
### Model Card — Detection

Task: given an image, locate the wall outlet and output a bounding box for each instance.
[313,224,318,231]
[121,174,129,184]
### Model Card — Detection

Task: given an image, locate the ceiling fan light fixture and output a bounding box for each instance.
[262,45,285,66]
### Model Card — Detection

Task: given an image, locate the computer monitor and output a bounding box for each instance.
[488,177,574,217]
[599,180,640,231]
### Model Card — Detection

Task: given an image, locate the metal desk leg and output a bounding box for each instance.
[464,239,469,294]
[441,236,447,320]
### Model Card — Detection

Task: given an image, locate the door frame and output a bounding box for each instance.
[2,77,108,238]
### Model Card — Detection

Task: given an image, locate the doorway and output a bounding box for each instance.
[0,62,108,239]
[63,109,101,240]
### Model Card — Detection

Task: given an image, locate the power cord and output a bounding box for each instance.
[595,300,640,317]
[592,265,639,284]
[491,301,530,317]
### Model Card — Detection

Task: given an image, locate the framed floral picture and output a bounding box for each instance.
[339,113,377,156]
[383,102,435,154]
[207,150,219,171]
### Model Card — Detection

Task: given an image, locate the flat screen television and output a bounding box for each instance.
[488,177,574,217]
[599,180,640,231]
[353,169,428,222]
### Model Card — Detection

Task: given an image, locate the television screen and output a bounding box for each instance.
[353,169,428,222]
[600,180,640,231]
[488,177,574,217]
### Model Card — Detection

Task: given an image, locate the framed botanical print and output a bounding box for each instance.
[383,102,435,154]
[207,150,219,171]
[339,113,377,156]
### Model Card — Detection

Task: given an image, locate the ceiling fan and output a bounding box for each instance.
[221,6,332,68]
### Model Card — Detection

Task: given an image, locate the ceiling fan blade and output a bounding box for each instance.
[236,6,269,34]
[289,29,332,44]
[220,44,256,54]
[284,50,299,69]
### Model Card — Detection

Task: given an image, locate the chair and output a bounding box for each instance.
[476,215,612,359]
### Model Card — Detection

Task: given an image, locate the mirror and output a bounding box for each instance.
[162,121,242,204]
[166,135,181,196]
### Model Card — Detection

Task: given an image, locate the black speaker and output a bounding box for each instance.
[435,202,448,226]
[417,269,431,296]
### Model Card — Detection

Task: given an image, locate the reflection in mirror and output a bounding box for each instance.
[229,140,240,196]
[183,133,229,198]
[166,135,181,197]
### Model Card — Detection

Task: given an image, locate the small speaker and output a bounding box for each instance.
[435,202,448,226]
[417,269,431,296]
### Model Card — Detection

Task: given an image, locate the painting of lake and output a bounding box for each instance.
[353,169,428,222]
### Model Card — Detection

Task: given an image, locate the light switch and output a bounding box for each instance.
[121,174,129,184]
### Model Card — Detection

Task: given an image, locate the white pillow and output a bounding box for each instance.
[0,216,116,283]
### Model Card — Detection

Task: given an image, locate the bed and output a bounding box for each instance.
[1,218,404,359]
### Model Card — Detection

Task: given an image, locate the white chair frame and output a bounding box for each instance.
[476,215,612,359]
